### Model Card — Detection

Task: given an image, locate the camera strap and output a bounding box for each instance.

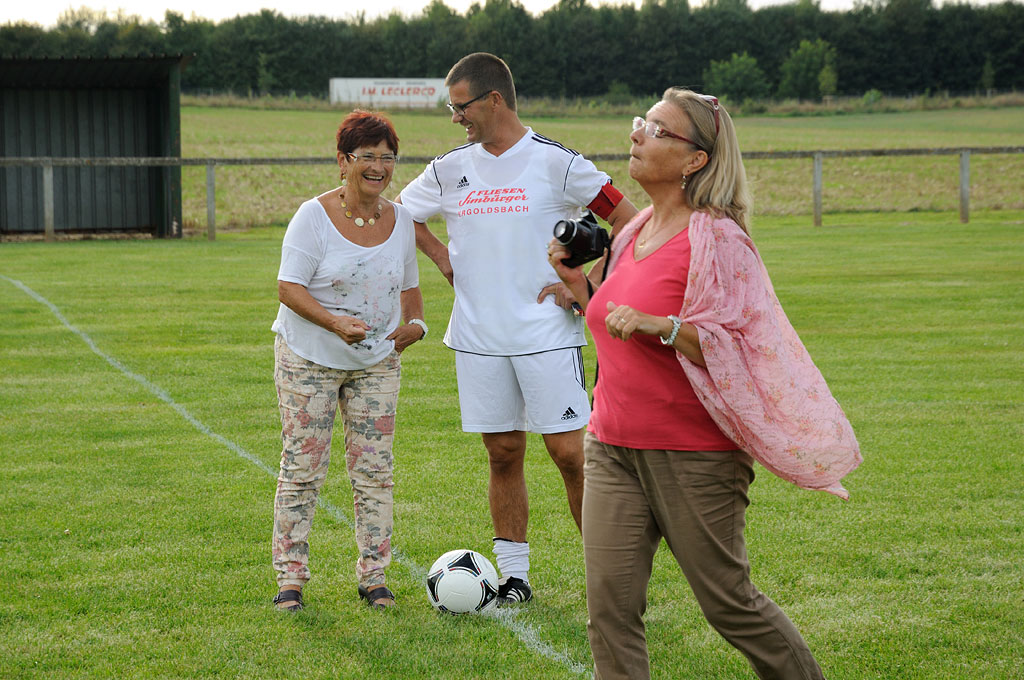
[589,236,615,408]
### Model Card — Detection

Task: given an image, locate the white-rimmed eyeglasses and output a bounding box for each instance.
[346,152,399,166]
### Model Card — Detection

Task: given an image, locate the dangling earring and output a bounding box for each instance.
[340,174,347,187]
[681,174,688,190]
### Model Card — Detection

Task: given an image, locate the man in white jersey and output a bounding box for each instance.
[398,53,637,605]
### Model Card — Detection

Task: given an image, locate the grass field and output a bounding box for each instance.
[2,207,1023,678]
[179,106,1024,230]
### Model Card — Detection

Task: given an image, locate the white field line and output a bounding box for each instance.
[2,274,590,677]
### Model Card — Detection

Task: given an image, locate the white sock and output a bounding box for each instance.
[492,538,530,582]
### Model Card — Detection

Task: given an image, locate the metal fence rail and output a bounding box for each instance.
[3,146,1023,240]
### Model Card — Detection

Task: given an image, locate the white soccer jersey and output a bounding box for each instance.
[399,128,610,356]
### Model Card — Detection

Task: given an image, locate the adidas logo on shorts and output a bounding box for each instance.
[560,407,578,421]
[456,175,470,189]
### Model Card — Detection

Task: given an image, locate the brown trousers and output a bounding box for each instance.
[582,433,825,680]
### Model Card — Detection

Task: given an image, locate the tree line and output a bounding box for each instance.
[3,0,1023,103]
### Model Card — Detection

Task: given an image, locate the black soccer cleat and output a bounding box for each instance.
[496,576,533,606]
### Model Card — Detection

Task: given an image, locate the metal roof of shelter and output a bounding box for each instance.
[0,55,192,89]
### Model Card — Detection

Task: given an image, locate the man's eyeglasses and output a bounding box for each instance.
[346,152,399,166]
[632,116,705,151]
[447,90,492,117]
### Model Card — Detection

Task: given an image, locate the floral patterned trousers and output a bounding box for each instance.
[272,335,401,589]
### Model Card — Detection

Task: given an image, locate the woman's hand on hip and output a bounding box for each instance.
[387,323,425,353]
[330,316,371,344]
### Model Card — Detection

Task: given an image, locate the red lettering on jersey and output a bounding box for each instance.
[458,188,529,208]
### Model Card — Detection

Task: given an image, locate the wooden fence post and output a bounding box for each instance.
[206,163,216,240]
[813,152,823,227]
[43,163,55,242]
[959,151,970,224]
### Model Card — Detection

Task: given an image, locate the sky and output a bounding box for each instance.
[5,0,872,29]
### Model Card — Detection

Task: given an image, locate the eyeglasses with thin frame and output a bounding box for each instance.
[346,152,399,166]
[632,116,705,151]
[446,90,492,117]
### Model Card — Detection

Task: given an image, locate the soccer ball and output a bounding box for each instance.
[425,549,499,614]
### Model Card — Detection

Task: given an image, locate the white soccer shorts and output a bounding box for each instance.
[455,348,591,434]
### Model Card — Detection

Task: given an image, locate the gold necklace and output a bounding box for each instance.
[637,223,659,249]
[638,215,686,249]
[340,191,383,227]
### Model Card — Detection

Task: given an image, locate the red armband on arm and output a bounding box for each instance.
[586,182,624,221]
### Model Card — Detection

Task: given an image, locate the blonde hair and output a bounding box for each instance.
[662,87,753,234]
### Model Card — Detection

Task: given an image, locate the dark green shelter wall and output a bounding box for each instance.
[1,88,162,234]
[0,55,187,238]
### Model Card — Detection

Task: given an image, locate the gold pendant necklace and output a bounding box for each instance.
[340,191,383,227]
[637,225,656,249]
[638,219,674,249]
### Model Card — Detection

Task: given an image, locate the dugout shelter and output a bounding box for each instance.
[0,55,190,238]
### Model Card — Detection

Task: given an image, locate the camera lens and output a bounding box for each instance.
[553,220,577,245]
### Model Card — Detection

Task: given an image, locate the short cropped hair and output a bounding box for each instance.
[445,52,517,112]
[336,110,399,156]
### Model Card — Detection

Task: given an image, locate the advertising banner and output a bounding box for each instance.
[329,78,446,108]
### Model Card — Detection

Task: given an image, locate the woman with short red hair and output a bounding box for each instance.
[270,111,426,612]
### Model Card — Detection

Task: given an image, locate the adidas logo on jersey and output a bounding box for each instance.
[560,407,578,421]
[456,176,470,189]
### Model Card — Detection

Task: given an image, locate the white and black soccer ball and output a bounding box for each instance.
[425,549,499,614]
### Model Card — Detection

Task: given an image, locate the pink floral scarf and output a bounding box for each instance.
[608,207,862,499]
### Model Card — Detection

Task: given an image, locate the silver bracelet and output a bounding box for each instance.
[408,318,428,338]
[660,315,682,346]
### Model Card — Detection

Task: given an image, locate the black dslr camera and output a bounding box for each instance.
[552,211,610,268]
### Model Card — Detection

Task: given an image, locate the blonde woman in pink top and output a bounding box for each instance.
[548,88,860,680]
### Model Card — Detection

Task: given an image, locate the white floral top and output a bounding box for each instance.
[272,198,418,370]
